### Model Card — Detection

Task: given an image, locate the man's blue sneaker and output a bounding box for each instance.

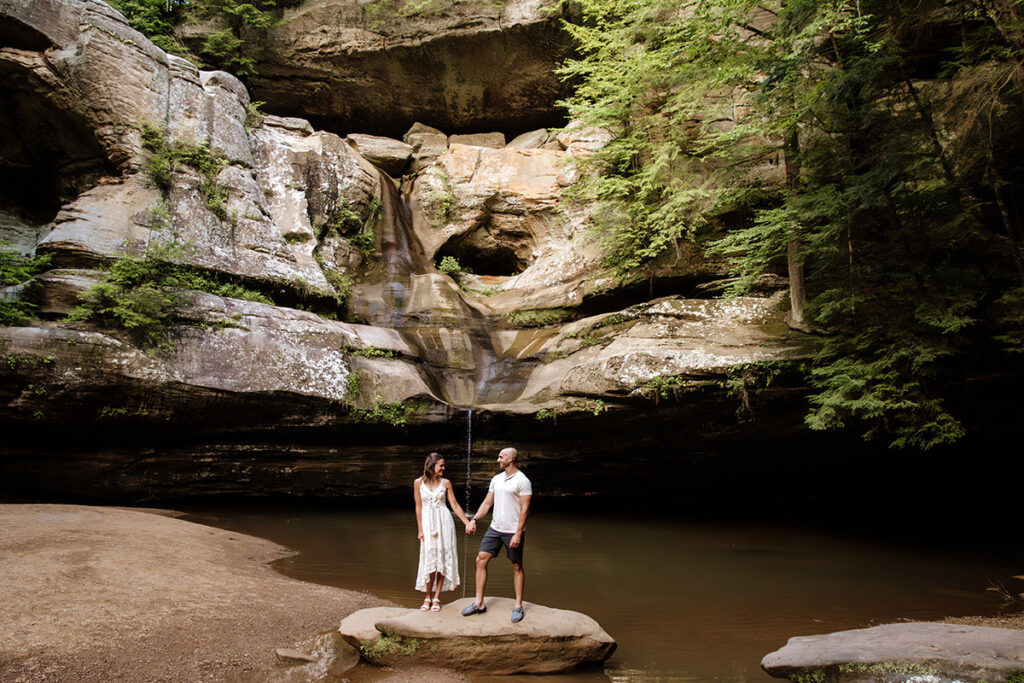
[461,602,487,616]
[511,606,524,623]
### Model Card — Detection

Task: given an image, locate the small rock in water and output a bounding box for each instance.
[761,622,1024,682]
[275,647,317,663]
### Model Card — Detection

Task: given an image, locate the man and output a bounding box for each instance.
[462,447,532,623]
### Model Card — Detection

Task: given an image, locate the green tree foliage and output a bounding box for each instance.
[197,0,278,79]
[106,0,187,54]
[108,0,283,79]
[0,242,52,326]
[561,0,1024,448]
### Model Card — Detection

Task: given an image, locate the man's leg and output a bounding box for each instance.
[511,560,525,608]
[474,551,492,607]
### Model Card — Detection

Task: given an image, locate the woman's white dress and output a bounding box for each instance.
[415,479,460,592]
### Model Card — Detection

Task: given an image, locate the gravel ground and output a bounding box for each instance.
[0,504,464,683]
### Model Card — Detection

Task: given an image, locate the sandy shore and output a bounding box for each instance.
[0,504,465,682]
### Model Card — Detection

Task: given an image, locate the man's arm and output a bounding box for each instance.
[509,494,531,548]
[466,491,494,534]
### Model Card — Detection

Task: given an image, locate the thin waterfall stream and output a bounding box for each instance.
[462,407,472,598]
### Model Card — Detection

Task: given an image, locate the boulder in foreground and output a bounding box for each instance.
[761,622,1024,682]
[338,597,616,674]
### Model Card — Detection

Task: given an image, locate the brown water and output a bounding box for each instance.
[184,506,1021,681]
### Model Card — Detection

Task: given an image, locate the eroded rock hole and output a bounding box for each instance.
[436,224,534,277]
[0,43,116,224]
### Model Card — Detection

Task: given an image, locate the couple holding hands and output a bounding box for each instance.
[413,447,532,623]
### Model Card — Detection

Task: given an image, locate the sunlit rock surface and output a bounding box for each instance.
[519,295,809,407]
[339,597,615,673]
[762,622,1024,682]
[1,285,433,423]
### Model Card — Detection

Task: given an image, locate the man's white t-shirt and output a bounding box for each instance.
[488,469,532,534]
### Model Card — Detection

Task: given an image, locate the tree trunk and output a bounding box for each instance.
[784,127,811,333]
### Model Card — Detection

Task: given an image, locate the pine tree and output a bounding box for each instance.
[560,0,1024,448]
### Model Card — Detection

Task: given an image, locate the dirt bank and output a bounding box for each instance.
[0,504,463,682]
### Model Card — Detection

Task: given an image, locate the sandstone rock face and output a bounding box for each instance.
[409,142,586,279]
[761,622,1024,682]
[338,597,616,674]
[0,283,434,427]
[246,0,573,137]
[516,295,810,407]
[4,0,382,294]
[0,0,816,503]
[449,132,505,148]
[507,128,554,150]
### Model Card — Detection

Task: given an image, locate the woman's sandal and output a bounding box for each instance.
[420,597,432,611]
[430,598,441,612]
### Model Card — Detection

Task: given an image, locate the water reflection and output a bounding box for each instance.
[182,507,1021,681]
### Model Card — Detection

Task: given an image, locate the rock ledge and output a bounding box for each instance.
[338,596,616,673]
[761,622,1024,682]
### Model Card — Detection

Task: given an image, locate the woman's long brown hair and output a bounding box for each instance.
[423,452,443,483]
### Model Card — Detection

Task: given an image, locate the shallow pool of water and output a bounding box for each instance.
[183,506,1021,681]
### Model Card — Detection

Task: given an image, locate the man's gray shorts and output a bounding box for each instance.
[479,527,525,563]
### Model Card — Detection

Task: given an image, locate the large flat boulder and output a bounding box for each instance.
[761,622,1024,682]
[338,597,615,674]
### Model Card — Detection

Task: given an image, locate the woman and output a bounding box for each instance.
[414,452,471,611]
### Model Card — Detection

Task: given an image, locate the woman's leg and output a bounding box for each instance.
[422,572,436,608]
[432,574,444,601]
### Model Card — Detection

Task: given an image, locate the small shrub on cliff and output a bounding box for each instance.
[200,30,256,78]
[69,241,270,349]
[140,124,230,220]
[350,398,421,426]
[350,198,382,256]
[436,255,464,275]
[316,200,363,241]
[0,241,52,326]
[68,242,191,349]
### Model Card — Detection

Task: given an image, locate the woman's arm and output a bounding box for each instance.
[444,479,470,526]
[413,478,424,541]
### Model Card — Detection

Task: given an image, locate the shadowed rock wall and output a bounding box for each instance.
[243,0,574,138]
